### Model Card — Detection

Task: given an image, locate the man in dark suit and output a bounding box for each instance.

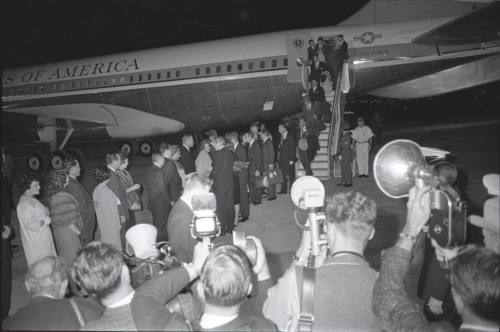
[167,173,211,262]
[180,133,196,175]
[210,137,235,234]
[307,39,317,63]
[1,147,13,224]
[308,79,326,103]
[64,159,96,246]
[2,256,103,330]
[228,132,250,222]
[145,152,171,242]
[309,54,328,83]
[277,123,296,194]
[1,216,11,320]
[245,132,263,205]
[260,130,276,201]
[337,34,349,63]
[297,118,319,175]
[160,143,183,203]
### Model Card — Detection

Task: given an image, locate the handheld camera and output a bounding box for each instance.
[190,193,221,246]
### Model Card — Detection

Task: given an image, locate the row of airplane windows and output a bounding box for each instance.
[5,57,289,96]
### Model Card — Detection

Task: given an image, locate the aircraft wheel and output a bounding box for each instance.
[139,140,152,156]
[121,142,133,155]
[49,151,69,170]
[27,152,47,173]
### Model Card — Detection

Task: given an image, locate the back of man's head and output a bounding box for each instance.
[325,191,376,241]
[201,245,251,307]
[26,256,68,298]
[450,247,500,324]
[184,173,212,194]
[72,241,124,299]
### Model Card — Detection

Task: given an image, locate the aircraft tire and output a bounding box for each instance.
[121,142,133,156]
[139,140,152,156]
[49,150,70,170]
[27,152,47,173]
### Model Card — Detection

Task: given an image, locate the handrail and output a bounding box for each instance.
[327,61,348,178]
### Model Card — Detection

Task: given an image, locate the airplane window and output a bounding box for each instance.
[120,77,125,83]
[138,75,143,82]
[238,63,243,71]
[227,64,232,72]
[71,82,75,88]
[196,68,200,75]
[166,71,170,79]
[260,61,265,69]
[129,75,134,82]
[272,59,277,67]
[157,72,161,80]
[40,86,44,92]
[249,62,254,70]
[283,58,288,66]
[147,73,152,80]
[205,67,210,75]
[216,65,221,73]
[111,78,116,84]
[103,80,108,85]
[176,70,180,78]
[18,88,22,94]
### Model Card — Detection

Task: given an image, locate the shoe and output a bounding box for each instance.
[278,191,287,195]
[267,196,276,201]
[337,182,346,186]
[344,183,352,187]
[252,202,261,205]
[238,216,249,222]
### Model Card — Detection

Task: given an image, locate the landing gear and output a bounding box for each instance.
[49,150,69,170]
[27,152,47,173]
[139,140,152,156]
[121,142,133,155]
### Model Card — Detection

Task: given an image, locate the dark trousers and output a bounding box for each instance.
[215,190,235,234]
[236,171,249,217]
[279,162,296,193]
[299,150,313,175]
[249,172,262,204]
[150,201,172,242]
[340,153,353,185]
[79,213,97,247]
[1,237,11,319]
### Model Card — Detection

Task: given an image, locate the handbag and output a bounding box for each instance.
[267,167,283,185]
[298,138,309,151]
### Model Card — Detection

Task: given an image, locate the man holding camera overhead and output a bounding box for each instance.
[263,191,380,331]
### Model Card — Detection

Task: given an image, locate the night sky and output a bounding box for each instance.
[2,0,365,68]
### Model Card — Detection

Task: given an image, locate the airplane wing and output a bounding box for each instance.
[413,2,500,45]
[3,103,185,138]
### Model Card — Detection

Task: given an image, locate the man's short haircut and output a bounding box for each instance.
[278,122,289,132]
[214,136,226,146]
[227,132,239,143]
[94,167,111,183]
[184,172,212,192]
[450,247,500,323]
[159,141,170,153]
[72,241,124,299]
[325,191,376,239]
[308,39,314,43]
[182,133,193,144]
[119,148,130,162]
[261,129,271,137]
[201,245,251,307]
[151,152,164,163]
[63,157,79,172]
[338,34,344,39]
[198,139,210,151]
[26,256,68,296]
[105,152,121,165]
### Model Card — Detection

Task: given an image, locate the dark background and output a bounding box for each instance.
[2,0,365,68]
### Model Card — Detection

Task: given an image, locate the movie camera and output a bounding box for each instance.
[373,139,467,250]
[190,193,258,265]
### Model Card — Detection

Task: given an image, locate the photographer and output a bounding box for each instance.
[193,240,276,331]
[71,241,208,331]
[372,186,500,332]
[263,191,380,331]
[167,173,212,263]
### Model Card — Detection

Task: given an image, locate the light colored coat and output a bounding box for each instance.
[93,180,122,251]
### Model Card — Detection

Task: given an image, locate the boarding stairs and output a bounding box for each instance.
[296,61,349,179]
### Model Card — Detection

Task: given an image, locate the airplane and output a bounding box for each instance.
[2,0,500,173]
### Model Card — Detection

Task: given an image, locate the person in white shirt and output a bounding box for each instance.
[351,117,373,177]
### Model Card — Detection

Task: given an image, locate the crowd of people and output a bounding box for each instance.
[1,142,499,331]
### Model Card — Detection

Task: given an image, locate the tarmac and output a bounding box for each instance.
[5,119,499,317]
